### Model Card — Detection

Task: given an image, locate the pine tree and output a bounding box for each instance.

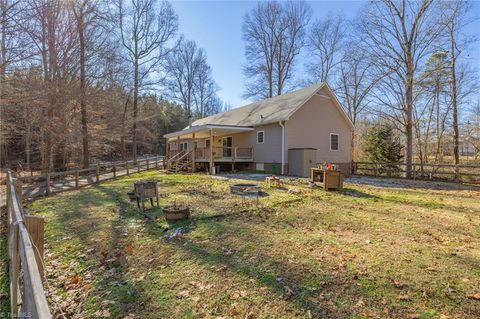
[363,124,403,176]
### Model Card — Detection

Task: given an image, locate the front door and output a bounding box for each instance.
[222,136,232,157]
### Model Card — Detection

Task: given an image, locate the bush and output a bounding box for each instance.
[363,124,403,176]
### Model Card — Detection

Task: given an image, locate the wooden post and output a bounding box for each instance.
[192,133,196,173]
[75,169,79,188]
[166,140,170,170]
[113,163,116,178]
[11,223,19,315]
[24,215,45,280]
[96,164,100,183]
[146,158,149,170]
[45,173,51,196]
[126,161,130,175]
[155,156,158,168]
[209,129,214,174]
[137,160,140,172]
[232,147,236,172]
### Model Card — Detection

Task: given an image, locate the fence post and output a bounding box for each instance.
[11,223,19,315]
[45,173,51,196]
[96,164,100,183]
[113,163,116,178]
[146,159,149,170]
[75,169,79,188]
[137,160,140,173]
[24,215,45,280]
[126,161,129,175]
[155,157,159,168]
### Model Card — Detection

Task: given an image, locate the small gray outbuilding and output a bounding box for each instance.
[288,148,317,177]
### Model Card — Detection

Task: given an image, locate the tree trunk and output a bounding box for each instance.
[132,59,138,161]
[78,13,89,168]
[449,27,460,179]
[405,62,414,178]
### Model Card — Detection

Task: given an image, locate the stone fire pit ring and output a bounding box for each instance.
[163,204,190,221]
[230,183,261,196]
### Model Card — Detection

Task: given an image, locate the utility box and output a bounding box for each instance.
[288,148,317,177]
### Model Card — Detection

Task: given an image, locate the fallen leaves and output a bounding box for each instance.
[230,290,248,300]
[466,293,480,300]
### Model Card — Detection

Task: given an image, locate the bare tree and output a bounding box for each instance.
[361,0,441,177]
[194,56,219,118]
[439,0,475,174]
[306,15,345,84]
[116,0,177,160]
[242,0,311,100]
[337,42,381,159]
[165,39,202,120]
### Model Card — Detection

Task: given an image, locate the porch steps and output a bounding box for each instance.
[167,151,193,173]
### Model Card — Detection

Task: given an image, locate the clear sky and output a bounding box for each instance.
[170,0,480,109]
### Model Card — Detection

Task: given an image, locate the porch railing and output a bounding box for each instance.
[192,147,253,161]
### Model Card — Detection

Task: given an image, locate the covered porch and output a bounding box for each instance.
[164,124,254,173]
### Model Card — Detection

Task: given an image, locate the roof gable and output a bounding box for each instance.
[187,82,354,130]
[191,83,324,127]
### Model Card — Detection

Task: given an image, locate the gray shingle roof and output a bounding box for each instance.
[191,83,325,127]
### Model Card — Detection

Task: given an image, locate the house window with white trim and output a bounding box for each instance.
[330,133,339,151]
[257,131,264,144]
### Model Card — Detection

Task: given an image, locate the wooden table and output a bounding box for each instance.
[310,168,344,190]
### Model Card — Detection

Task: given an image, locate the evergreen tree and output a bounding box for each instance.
[363,124,403,176]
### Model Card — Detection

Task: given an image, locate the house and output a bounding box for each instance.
[164,82,354,176]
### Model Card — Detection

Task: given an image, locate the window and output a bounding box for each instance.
[205,139,210,147]
[180,142,188,151]
[257,131,265,144]
[330,134,339,151]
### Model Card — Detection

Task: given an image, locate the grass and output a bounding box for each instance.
[0,235,10,315]
[26,170,480,319]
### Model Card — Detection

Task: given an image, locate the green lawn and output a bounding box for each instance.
[27,171,480,319]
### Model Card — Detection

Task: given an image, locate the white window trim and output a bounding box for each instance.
[330,133,339,151]
[257,131,265,144]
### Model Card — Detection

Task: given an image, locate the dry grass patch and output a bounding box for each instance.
[27,171,480,319]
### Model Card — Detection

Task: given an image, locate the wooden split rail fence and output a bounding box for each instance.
[6,171,51,318]
[353,161,480,183]
[17,156,164,200]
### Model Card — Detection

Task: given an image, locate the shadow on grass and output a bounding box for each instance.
[41,179,167,317]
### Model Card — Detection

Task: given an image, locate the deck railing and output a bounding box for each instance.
[6,171,52,318]
[193,147,253,161]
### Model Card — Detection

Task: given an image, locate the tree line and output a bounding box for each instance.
[242,0,479,174]
[0,0,227,172]
[1,0,479,174]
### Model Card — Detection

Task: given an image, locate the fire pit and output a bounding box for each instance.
[230,183,260,196]
[163,204,190,221]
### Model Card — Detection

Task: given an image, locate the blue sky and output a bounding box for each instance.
[170,0,480,108]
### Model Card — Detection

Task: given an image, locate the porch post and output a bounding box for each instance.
[192,133,196,173]
[165,139,170,170]
[177,136,180,154]
[209,129,214,174]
